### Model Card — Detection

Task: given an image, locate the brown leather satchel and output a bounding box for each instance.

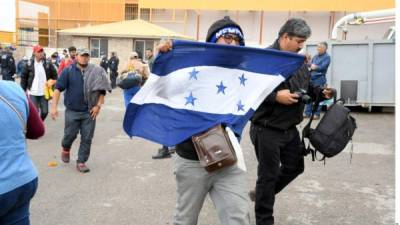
[192,125,237,172]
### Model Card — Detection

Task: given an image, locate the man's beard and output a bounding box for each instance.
[77,62,88,68]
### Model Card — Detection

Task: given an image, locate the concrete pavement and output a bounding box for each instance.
[28,88,395,225]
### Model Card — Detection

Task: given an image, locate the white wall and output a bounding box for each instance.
[151,10,395,47]
[0,0,16,32]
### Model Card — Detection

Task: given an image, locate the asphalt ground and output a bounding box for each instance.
[28,88,395,225]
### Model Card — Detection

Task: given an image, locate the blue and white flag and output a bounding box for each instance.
[123,40,305,146]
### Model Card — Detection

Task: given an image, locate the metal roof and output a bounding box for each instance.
[57,19,193,40]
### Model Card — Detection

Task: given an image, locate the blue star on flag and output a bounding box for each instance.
[237,100,245,112]
[216,81,227,94]
[239,73,247,86]
[189,68,200,80]
[185,92,197,106]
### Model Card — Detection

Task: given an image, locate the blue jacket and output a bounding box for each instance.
[0,81,38,194]
[55,63,88,112]
[310,53,330,86]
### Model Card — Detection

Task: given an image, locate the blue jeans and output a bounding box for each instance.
[304,102,322,117]
[62,109,96,163]
[0,178,38,225]
[30,95,48,121]
[305,76,326,117]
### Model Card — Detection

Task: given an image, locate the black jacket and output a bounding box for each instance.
[251,39,327,131]
[0,52,16,76]
[21,58,57,91]
[100,56,108,72]
[109,56,119,72]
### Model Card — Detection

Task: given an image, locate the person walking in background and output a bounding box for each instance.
[21,45,58,121]
[145,48,155,70]
[0,80,45,225]
[109,52,119,89]
[51,52,60,69]
[100,53,109,73]
[119,51,149,107]
[57,46,76,75]
[17,56,29,79]
[51,48,111,173]
[304,41,331,119]
[0,46,16,81]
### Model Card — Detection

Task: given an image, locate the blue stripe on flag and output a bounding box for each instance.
[152,40,305,78]
[123,103,253,146]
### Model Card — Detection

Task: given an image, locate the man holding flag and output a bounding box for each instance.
[123,16,308,224]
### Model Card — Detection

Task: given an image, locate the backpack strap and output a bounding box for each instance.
[0,94,27,134]
[301,94,321,161]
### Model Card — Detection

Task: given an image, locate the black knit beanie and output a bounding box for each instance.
[206,16,245,46]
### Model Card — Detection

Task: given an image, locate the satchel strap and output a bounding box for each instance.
[0,94,27,133]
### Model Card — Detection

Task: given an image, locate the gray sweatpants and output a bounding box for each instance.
[173,154,250,225]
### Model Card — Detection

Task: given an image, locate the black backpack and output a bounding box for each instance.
[302,98,357,161]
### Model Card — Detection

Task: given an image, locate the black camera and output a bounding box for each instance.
[294,89,312,104]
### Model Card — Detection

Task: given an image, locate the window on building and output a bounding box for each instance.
[90,38,108,58]
[140,8,151,21]
[133,39,155,60]
[18,27,37,46]
[125,4,138,20]
[38,28,49,47]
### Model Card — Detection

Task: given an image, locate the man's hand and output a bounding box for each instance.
[310,64,317,70]
[322,87,335,99]
[90,105,101,120]
[157,39,173,53]
[50,107,58,120]
[276,89,299,105]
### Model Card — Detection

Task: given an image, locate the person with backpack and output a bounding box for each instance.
[249,18,335,225]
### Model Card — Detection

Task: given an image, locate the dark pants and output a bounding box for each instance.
[110,70,118,89]
[29,95,48,121]
[0,178,38,225]
[62,109,96,163]
[2,74,14,81]
[305,76,326,117]
[250,124,304,225]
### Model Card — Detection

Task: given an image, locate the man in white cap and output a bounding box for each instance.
[51,48,111,173]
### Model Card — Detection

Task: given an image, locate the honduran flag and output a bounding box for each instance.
[123,40,305,146]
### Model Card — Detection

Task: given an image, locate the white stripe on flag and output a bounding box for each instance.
[131,66,284,116]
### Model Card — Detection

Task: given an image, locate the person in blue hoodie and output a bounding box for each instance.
[304,41,331,119]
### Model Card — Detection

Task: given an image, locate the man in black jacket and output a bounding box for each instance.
[0,46,16,81]
[249,18,334,225]
[21,45,57,120]
[108,52,119,89]
[100,53,108,73]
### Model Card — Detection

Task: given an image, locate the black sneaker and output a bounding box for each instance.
[152,148,171,159]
